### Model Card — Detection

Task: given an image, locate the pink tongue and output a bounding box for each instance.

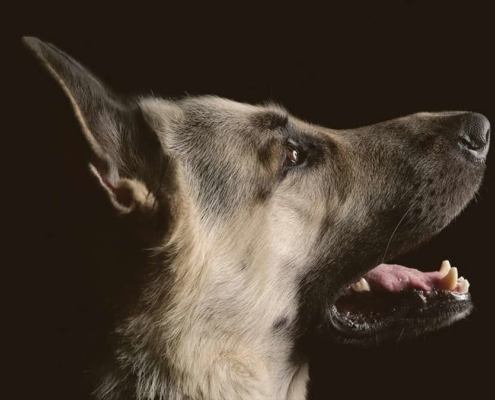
[362,264,444,292]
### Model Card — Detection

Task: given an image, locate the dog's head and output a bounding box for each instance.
[24,37,489,398]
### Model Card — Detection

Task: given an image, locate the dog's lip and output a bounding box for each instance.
[328,288,472,341]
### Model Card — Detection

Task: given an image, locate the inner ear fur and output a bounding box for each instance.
[23,36,160,214]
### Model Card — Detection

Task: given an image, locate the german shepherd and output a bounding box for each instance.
[23,37,490,400]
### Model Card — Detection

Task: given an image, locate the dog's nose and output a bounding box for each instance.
[454,112,490,159]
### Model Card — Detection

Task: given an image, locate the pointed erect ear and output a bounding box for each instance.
[23,37,156,213]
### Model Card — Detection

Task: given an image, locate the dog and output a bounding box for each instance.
[23,37,490,400]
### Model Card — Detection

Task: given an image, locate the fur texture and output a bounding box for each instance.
[23,37,488,400]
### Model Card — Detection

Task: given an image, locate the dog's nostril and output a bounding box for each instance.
[459,136,480,151]
[455,113,490,159]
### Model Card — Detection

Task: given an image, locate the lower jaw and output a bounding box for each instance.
[327,288,473,345]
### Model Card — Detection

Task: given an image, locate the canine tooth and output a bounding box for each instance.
[361,279,371,291]
[458,279,470,293]
[351,280,362,292]
[352,278,371,292]
[439,267,458,290]
[439,260,452,277]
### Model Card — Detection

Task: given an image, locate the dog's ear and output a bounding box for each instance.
[23,36,158,214]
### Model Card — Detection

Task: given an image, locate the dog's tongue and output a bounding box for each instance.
[351,262,469,293]
[363,264,444,292]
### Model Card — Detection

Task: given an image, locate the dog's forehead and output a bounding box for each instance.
[178,95,289,130]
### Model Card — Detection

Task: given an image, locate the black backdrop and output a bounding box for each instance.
[8,2,494,399]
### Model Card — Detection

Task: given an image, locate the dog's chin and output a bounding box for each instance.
[323,261,473,346]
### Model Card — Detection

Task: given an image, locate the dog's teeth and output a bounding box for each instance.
[439,267,458,290]
[351,279,363,292]
[439,260,451,277]
[458,279,470,293]
[351,278,371,292]
[361,279,371,291]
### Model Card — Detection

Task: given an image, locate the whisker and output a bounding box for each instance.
[381,195,420,263]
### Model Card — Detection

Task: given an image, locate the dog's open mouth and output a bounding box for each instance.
[329,261,473,344]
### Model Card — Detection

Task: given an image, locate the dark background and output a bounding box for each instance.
[8,2,493,399]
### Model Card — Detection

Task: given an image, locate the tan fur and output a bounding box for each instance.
[24,37,488,400]
[92,98,323,399]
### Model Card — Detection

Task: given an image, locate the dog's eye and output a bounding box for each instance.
[284,145,300,167]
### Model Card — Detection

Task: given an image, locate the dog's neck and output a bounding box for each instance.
[96,210,309,400]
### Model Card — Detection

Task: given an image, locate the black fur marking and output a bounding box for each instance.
[256,187,272,202]
[273,317,289,332]
[418,135,437,151]
[252,111,288,131]
[239,260,248,271]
